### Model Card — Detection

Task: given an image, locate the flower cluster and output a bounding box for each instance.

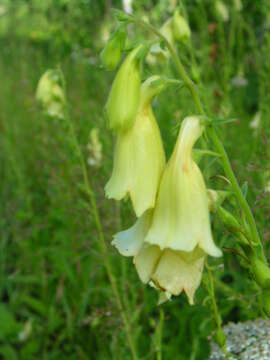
[104,41,222,305]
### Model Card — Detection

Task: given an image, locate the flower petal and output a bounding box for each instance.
[152,248,205,305]
[134,245,161,283]
[145,116,222,257]
[112,211,152,256]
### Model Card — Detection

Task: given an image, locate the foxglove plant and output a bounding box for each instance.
[102,6,270,359]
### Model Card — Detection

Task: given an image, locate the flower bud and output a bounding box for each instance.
[105,76,166,216]
[100,28,125,71]
[160,18,174,46]
[36,69,65,119]
[105,45,145,131]
[217,207,241,231]
[173,10,191,43]
[214,328,226,348]
[250,255,270,289]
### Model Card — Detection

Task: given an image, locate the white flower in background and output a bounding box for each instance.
[112,116,222,304]
[215,0,229,22]
[87,128,102,168]
[122,0,133,14]
[18,321,32,342]
[36,69,65,119]
[0,5,7,16]
[250,111,261,130]
[231,74,248,88]
[234,0,243,11]
[265,181,270,193]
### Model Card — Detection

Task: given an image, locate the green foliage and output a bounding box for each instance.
[1,0,270,359]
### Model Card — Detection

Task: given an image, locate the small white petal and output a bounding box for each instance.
[112,211,152,256]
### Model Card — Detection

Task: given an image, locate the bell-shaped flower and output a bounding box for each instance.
[36,69,66,119]
[105,44,146,131]
[113,211,205,305]
[145,116,222,257]
[105,76,166,217]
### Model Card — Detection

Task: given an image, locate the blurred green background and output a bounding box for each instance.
[1,0,270,359]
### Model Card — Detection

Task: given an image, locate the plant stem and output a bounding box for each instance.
[133,17,266,263]
[156,309,164,360]
[206,264,229,360]
[65,111,138,360]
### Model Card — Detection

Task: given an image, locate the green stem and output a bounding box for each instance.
[133,17,266,262]
[65,111,138,360]
[156,309,164,360]
[206,265,229,360]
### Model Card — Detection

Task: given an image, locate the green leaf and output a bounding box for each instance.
[241,181,248,198]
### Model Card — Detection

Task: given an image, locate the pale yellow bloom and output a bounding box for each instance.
[112,117,221,303]
[36,69,65,119]
[113,211,205,304]
[105,76,166,217]
[145,116,222,257]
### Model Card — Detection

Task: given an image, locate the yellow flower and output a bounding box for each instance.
[105,76,166,217]
[36,69,65,119]
[112,116,222,303]
[105,45,144,131]
[113,211,205,304]
[145,116,222,257]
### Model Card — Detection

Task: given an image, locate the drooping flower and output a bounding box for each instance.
[112,116,221,304]
[105,45,145,131]
[113,211,205,305]
[145,116,222,257]
[36,69,65,119]
[105,76,166,217]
